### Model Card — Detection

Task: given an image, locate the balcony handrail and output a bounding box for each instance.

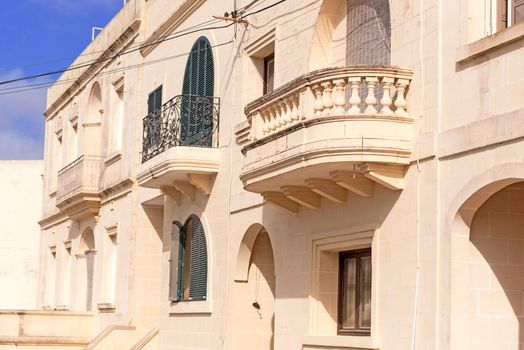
[243,65,413,143]
[142,94,220,163]
[57,155,85,176]
[245,65,412,116]
[56,155,103,204]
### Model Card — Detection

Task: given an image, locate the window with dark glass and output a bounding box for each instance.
[338,249,371,335]
[263,53,274,95]
[497,0,524,30]
[513,0,524,25]
[169,215,208,302]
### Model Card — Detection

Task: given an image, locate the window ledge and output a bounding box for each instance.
[169,300,211,315]
[104,151,122,166]
[457,22,524,64]
[302,335,377,349]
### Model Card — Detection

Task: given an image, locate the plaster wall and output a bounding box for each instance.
[0,160,42,310]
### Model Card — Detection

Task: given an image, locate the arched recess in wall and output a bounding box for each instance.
[85,82,103,156]
[180,36,215,147]
[231,224,275,350]
[308,0,391,70]
[77,228,96,311]
[448,163,524,348]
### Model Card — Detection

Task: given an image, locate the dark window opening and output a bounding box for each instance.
[338,248,372,336]
[263,53,274,95]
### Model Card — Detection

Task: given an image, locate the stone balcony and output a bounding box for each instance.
[56,155,103,219]
[137,95,221,203]
[236,66,414,212]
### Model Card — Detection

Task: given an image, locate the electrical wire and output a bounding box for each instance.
[0,18,221,74]
[0,40,234,96]
[0,0,287,88]
[0,22,235,87]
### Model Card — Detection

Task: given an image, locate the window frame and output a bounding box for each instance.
[263,53,275,95]
[169,215,208,303]
[337,248,372,336]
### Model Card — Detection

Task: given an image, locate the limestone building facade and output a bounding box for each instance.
[14,0,524,349]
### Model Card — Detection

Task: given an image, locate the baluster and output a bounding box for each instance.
[268,105,277,132]
[261,109,270,135]
[364,77,378,114]
[279,100,290,126]
[332,78,347,114]
[394,79,409,117]
[290,93,299,122]
[274,103,284,128]
[380,77,394,115]
[312,84,324,115]
[283,97,293,124]
[347,77,362,115]
[321,81,334,115]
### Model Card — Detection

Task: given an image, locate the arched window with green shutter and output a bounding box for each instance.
[180,36,215,147]
[170,214,208,302]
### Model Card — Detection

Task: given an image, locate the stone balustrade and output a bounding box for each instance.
[245,66,413,141]
[56,155,103,219]
[238,66,415,212]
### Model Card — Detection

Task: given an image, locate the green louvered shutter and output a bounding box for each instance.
[180,37,214,147]
[169,222,182,302]
[188,215,207,300]
[148,86,162,114]
[177,225,187,301]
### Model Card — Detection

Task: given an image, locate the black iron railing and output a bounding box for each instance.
[142,94,220,163]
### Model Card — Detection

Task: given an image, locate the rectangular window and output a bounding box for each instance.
[338,249,372,336]
[513,0,524,25]
[47,247,57,306]
[147,85,163,115]
[60,245,72,307]
[111,87,124,152]
[495,0,524,31]
[263,54,274,95]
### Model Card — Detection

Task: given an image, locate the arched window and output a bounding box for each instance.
[180,36,215,147]
[169,215,208,302]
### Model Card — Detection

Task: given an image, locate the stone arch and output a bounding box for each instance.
[231,224,275,350]
[77,228,96,311]
[448,163,524,348]
[85,82,103,156]
[308,0,391,70]
[234,223,266,282]
[80,227,95,252]
[308,0,346,70]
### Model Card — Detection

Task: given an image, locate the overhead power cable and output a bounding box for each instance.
[0,18,222,74]
[0,0,287,87]
[0,40,234,96]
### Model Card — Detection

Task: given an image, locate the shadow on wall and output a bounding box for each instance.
[469,182,524,347]
[231,228,275,350]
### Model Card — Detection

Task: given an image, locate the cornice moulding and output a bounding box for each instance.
[44,19,141,120]
[140,0,206,57]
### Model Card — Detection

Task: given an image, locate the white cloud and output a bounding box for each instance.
[0,69,46,160]
[0,132,43,160]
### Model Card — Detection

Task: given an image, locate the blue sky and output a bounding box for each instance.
[0,0,124,159]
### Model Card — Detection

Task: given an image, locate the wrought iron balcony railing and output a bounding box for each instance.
[142,94,220,163]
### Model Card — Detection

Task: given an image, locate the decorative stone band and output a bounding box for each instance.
[243,65,413,143]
